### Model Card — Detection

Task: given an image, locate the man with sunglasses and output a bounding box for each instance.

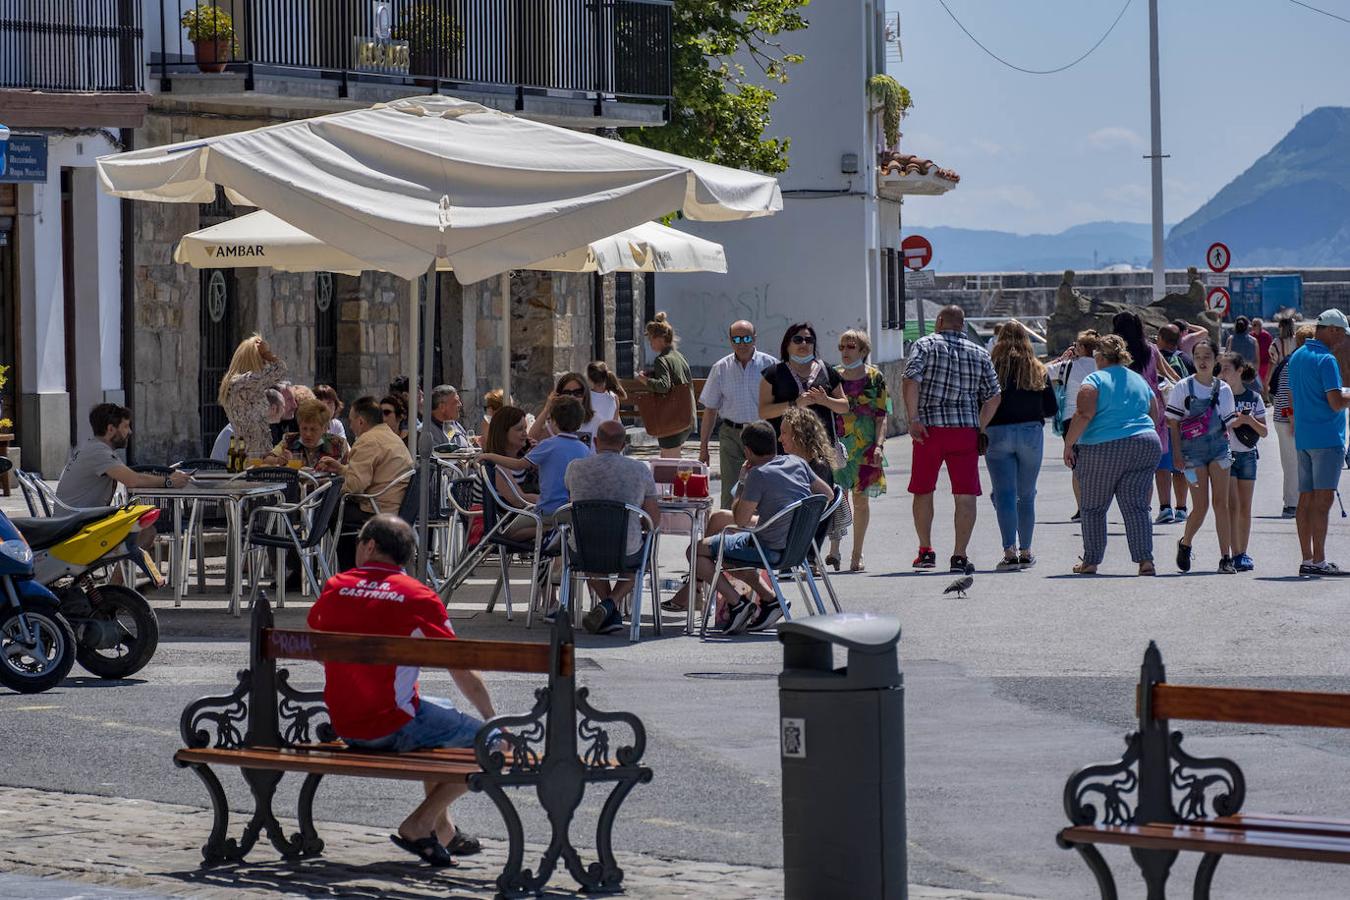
[698,320,776,506]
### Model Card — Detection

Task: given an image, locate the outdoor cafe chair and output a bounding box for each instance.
[14,469,56,517]
[243,476,343,610]
[329,467,415,571]
[698,493,830,640]
[811,485,846,614]
[555,499,661,643]
[479,463,550,625]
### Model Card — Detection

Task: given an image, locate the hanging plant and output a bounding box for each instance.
[867,74,912,150]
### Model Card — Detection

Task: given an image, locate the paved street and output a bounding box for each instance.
[4,429,1350,898]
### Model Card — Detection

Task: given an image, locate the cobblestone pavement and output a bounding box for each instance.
[0,786,1033,899]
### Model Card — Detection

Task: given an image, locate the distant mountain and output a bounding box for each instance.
[1167,107,1350,267]
[907,222,1156,273]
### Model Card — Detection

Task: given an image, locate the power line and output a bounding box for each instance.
[935,0,1134,75]
[1288,0,1350,24]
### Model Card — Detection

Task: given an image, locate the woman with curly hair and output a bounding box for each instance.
[779,406,848,553]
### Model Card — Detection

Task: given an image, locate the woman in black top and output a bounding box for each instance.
[758,321,848,448]
[984,320,1058,571]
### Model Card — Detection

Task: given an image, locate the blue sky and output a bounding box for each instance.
[889,0,1350,234]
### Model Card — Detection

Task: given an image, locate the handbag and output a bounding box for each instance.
[634,382,694,439]
[1178,380,1221,441]
[833,440,847,469]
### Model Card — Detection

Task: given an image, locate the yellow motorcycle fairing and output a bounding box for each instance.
[48,504,157,567]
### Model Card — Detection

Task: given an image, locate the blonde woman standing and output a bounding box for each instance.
[831,329,890,572]
[638,312,696,458]
[219,334,287,457]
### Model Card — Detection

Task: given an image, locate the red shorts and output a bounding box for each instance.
[908,426,982,496]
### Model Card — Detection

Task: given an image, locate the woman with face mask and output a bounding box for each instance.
[829,329,891,572]
[758,322,849,454]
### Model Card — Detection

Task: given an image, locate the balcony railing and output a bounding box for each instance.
[0,0,145,92]
[157,0,672,104]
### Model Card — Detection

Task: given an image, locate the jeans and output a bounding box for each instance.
[984,422,1044,551]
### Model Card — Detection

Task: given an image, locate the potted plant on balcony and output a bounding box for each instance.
[181,4,238,74]
[393,3,464,84]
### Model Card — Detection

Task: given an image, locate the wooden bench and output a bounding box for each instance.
[175,594,651,899]
[1058,641,1350,899]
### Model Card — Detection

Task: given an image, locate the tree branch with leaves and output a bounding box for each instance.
[624,0,809,175]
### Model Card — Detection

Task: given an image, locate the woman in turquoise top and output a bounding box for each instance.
[1062,335,1163,575]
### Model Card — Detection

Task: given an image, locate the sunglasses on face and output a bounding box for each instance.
[838,344,859,352]
[730,335,755,344]
[790,334,815,345]
[558,387,586,397]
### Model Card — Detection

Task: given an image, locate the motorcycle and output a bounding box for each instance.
[0,458,76,693]
[10,492,162,680]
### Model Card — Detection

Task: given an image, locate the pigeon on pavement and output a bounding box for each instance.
[944,575,974,599]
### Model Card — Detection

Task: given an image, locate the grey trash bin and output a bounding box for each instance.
[778,613,905,900]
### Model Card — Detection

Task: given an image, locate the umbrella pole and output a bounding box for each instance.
[410,263,435,582]
[417,267,437,581]
[500,271,511,399]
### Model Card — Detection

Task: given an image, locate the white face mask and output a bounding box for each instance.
[789,352,815,365]
[841,357,865,370]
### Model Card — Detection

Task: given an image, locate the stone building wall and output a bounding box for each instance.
[129,101,625,461]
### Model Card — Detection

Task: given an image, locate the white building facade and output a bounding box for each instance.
[668,1,955,404]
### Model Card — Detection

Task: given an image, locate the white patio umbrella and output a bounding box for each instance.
[97,95,777,283]
[97,95,774,581]
[174,210,728,276]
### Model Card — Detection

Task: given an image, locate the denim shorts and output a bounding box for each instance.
[344,697,485,753]
[1179,430,1232,471]
[1298,447,1344,493]
[1230,449,1258,481]
[707,531,781,567]
[1157,430,1175,472]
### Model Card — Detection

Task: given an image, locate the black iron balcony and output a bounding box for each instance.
[0,0,145,92]
[156,0,672,108]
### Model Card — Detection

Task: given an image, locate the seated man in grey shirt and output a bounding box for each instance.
[57,403,189,557]
[565,420,661,636]
[692,420,832,635]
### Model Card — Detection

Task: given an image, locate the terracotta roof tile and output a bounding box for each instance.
[877,150,960,183]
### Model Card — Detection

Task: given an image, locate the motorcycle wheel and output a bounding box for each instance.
[74,585,160,680]
[0,603,77,694]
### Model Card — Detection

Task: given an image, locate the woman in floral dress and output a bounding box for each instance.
[219,334,288,457]
[832,329,891,572]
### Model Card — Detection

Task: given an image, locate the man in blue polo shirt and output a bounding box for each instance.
[1288,308,1350,576]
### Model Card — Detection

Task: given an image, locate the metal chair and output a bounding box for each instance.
[811,486,846,614]
[330,467,415,570]
[437,460,481,578]
[698,493,830,640]
[244,477,344,609]
[556,499,660,643]
[174,457,228,472]
[478,463,548,624]
[14,469,55,517]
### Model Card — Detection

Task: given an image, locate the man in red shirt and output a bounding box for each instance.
[307,514,496,867]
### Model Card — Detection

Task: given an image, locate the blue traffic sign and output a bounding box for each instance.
[0,132,47,183]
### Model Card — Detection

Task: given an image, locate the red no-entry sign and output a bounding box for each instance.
[901,234,933,271]
[1207,242,1231,273]
[1207,286,1231,317]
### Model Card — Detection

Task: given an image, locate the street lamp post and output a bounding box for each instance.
[1146,0,1168,301]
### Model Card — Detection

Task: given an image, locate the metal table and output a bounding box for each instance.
[656,494,714,635]
[130,479,288,616]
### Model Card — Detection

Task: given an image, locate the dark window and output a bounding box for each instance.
[315,272,337,387]
[885,249,900,329]
[198,268,238,452]
[614,272,635,377]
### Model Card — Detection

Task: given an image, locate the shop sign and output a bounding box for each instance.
[0,134,48,183]
[353,4,409,73]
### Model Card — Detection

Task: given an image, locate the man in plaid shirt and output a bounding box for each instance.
[902,306,1002,573]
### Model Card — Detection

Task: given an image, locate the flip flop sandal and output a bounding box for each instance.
[445,829,482,856]
[390,833,456,867]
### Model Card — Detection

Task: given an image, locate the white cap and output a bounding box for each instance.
[1316,308,1349,331]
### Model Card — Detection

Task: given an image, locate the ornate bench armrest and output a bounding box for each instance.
[180,669,253,750]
